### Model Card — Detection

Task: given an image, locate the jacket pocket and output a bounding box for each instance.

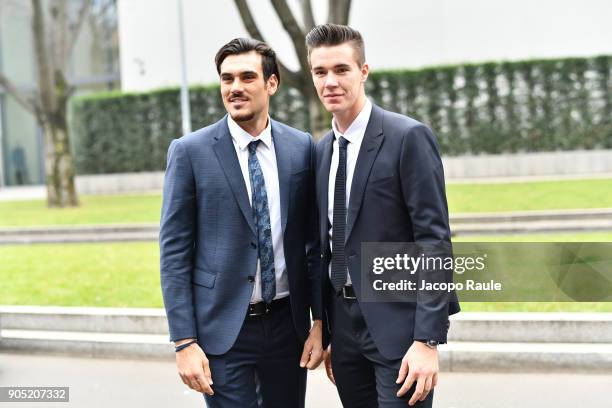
[192,269,216,288]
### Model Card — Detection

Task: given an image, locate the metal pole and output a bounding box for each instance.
[177,0,191,135]
[0,95,5,188]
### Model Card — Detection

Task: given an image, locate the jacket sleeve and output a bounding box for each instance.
[399,124,456,343]
[159,138,198,342]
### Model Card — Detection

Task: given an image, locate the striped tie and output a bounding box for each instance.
[248,140,276,303]
[331,136,349,293]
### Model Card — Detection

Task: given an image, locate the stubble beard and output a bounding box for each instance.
[230,111,255,123]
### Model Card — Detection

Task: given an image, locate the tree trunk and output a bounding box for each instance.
[31,0,80,208]
[307,93,328,139]
[42,104,79,208]
[304,84,330,139]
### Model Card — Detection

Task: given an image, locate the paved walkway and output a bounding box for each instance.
[0,186,46,201]
[1,353,611,407]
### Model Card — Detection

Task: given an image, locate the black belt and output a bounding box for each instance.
[247,296,289,317]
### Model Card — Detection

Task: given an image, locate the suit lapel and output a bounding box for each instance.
[271,120,292,234]
[318,132,334,249]
[213,117,257,236]
[346,105,384,241]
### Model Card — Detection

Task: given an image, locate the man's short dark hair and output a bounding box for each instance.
[305,24,365,67]
[215,38,281,85]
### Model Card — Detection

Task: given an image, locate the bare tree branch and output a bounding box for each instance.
[327,0,351,25]
[343,0,352,25]
[0,73,39,116]
[54,0,69,72]
[232,0,302,89]
[233,0,265,42]
[270,0,310,74]
[32,0,56,114]
[300,0,316,31]
[94,0,115,19]
[65,0,91,66]
[327,0,334,23]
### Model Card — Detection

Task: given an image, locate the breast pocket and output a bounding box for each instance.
[369,171,395,184]
[366,171,399,202]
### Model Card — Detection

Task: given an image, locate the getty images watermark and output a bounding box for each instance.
[371,251,498,292]
[359,242,612,302]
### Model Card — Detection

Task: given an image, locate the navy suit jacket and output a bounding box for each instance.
[315,104,460,360]
[160,116,321,355]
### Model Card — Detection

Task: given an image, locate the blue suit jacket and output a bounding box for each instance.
[315,104,460,360]
[160,116,321,355]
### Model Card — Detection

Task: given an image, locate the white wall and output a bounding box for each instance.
[118,0,612,92]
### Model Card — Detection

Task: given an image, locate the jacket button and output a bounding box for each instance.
[320,254,324,259]
[250,242,257,249]
[247,276,255,282]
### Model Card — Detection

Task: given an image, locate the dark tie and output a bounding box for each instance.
[331,136,349,293]
[248,140,276,303]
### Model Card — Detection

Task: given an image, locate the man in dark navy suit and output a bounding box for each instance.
[160,38,323,408]
[307,24,460,407]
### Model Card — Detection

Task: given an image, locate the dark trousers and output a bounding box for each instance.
[203,299,306,408]
[329,291,434,408]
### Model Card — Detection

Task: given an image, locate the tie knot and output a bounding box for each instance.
[337,136,349,149]
[248,139,261,154]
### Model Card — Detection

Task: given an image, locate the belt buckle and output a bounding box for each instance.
[248,303,261,317]
[248,302,271,317]
[342,286,356,300]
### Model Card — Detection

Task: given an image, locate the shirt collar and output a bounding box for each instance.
[332,98,373,144]
[227,115,273,151]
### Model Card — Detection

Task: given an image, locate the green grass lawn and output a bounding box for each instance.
[455,232,612,311]
[446,178,612,213]
[0,193,162,227]
[0,242,163,308]
[453,232,612,242]
[0,178,611,227]
[2,233,611,311]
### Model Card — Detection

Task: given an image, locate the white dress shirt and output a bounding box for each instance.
[227,116,289,303]
[328,99,373,285]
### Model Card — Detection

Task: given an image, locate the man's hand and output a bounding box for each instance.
[300,320,324,369]
[396,341,439,406]
[175,338,214,396]
[323,345,335,385]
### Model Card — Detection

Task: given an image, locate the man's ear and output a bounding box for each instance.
[361,63,369,84]
[266,74,279,96]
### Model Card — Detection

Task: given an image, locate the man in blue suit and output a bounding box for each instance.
[307,24,460,407]
[160,38,323,408]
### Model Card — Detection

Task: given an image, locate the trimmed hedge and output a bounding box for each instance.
[71,55,611,174]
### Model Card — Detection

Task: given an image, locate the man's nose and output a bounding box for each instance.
[324,73,338,88]
[230,78,244,93]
